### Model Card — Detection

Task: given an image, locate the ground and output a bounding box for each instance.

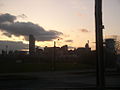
[0,70,120,90]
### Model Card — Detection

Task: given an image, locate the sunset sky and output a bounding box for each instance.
[0,0,120,50]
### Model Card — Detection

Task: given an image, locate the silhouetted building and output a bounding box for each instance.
[36,47,43,55]
[14,50,28,56]
[75,41,91,56]
[44,46,61,57]
[29,35,35,55]
[61,45,68,55]
[105,39,116,53]
[1,50,7,56]
[104,38,116,68]
[8,50,14,55]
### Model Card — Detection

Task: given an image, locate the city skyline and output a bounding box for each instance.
[0,0,120,50]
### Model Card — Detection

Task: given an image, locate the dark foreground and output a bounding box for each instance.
[0,70,120,90]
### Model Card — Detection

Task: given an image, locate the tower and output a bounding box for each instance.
[29,34,35,55]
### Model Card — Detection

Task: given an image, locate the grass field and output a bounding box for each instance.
[0,63,95,73]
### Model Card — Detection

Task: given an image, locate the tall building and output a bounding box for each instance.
[105,38,115,53]
[104,38,116,68]
[29,34,35,55]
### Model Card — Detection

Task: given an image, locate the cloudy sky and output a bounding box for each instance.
[0,0,120,50]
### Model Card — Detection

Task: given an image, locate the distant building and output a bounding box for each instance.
[29,35,35,55]
[75,41,91,56]
[105,38,116,53]
[14,50,28,56]
[61,45,68,53]
[104,38,116,68]
[60,45,68,56]
[36,47,43,55]
[1,50,7,56]
[44,46,61,57]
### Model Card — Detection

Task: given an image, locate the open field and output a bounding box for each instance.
[0,63,95,73]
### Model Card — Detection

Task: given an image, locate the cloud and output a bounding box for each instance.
[65,40,73,43]
[79,29,89,33]
[117,0,120,3]
[0,13,16,23]
[0,41,28,52]
[17,14,27,19]
[0,13,63,41]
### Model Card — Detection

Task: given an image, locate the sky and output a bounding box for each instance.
[0,0,120,51]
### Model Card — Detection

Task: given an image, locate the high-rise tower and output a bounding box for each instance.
[29,34,35,55]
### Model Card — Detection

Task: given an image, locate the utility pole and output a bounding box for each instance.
[95,0,105,90]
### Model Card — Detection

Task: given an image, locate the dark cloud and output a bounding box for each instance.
[65,40,73,43]
[0,13,16,23]
[0,41,28,52]
[0,13,63,41]
[79,29,89,33]
[117,0,120,3]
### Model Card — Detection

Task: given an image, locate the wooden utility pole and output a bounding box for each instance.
[95,0,105,89]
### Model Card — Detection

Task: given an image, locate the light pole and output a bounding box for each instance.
[95,0,105,89]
